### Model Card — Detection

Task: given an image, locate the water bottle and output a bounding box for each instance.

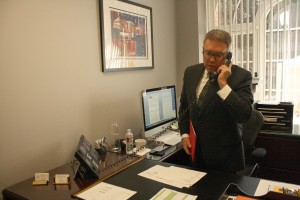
[125,129,134,155]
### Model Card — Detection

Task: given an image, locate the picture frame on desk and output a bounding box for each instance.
[99,0,154,72]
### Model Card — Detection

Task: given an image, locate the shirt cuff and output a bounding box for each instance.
[217,84,232,100]
[181,133,189,139]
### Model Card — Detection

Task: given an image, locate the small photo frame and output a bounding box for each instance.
[100,0,154,72]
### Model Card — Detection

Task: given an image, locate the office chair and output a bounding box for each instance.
[238,109,266,177]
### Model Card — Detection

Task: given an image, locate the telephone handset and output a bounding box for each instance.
[225,51,232,66]
[211,51,232,81]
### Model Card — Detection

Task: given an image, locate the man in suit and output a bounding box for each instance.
[179,29,254,173]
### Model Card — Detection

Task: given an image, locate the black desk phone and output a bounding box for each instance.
[149,144,172,156]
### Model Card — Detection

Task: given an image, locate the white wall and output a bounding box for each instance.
[0,0,179,197]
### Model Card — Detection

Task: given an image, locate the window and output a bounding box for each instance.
[206,0,300,131]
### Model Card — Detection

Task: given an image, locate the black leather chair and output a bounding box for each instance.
[238,109,266,176]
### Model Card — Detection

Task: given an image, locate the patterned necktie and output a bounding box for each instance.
[197,73,212,106]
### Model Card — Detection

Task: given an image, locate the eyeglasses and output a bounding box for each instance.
[203,49,227,61]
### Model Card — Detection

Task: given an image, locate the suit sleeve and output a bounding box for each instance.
[222,68,254,123]
[179,69,190,135]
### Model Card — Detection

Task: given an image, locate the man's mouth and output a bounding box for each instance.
[207,65,217,70]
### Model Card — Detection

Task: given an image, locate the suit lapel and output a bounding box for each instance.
[189,64,205,101]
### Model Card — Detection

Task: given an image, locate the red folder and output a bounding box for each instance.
[189,120,197,161]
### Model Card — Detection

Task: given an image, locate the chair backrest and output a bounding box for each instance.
[242,109,264,156]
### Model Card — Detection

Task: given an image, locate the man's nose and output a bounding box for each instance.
[208,55,216,61]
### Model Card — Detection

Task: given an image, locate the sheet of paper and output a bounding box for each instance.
[76,182,136,200]
[150,188,197,200]
[168,166,206,186]
[155,131,181,146]
[139,165,185,188]
[254,179,300,196]
[138,165,206,188]
[135,148,151,156]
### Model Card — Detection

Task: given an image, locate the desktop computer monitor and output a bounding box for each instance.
[141,85,177,138]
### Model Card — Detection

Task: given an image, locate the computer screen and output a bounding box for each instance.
[141,85,177,138]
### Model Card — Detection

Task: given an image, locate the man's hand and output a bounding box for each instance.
[217,62,232,89]
[182,137,192,155]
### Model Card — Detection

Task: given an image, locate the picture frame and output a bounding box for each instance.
[99,0,154,72]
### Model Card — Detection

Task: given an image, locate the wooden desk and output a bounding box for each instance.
[2,152,143,200]
[3,155,261,200]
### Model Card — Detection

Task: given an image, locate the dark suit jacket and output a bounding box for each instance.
[179,63,254,173]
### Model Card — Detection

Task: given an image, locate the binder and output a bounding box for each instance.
[189,120,197,161]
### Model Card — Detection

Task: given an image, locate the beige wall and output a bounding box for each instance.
[176,0,206,97]
[0,0,205,197]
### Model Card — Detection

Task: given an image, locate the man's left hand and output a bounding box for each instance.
[217,62,232,88]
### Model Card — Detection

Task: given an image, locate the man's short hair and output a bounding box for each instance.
[203,29,232,48]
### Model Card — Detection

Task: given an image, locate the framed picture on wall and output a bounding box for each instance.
[100,0,154,72]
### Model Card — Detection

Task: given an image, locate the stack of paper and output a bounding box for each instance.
[138,165,206,188]
[76,182,136,200]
